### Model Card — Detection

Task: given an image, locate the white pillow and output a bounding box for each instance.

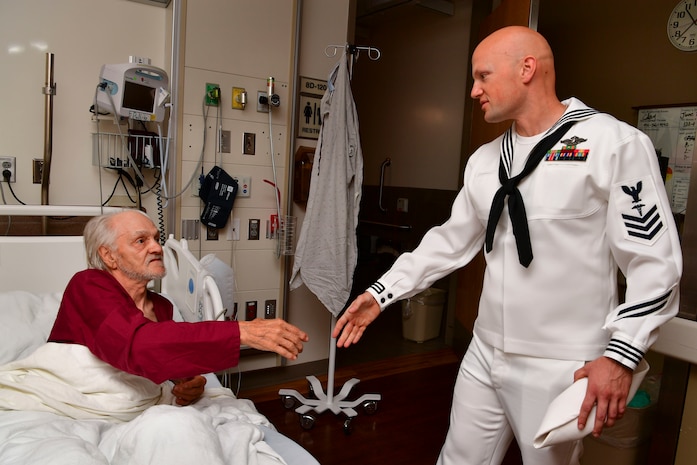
[0,291,62,364]
[200,254,234,319]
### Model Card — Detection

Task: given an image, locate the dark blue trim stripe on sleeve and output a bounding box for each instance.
[616,289,672,320]
[606,339,644,366]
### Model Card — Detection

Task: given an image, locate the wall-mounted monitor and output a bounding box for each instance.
[96,63,169,123]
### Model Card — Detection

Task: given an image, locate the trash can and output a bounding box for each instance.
[401,288,446,343]
[580,376,659,465]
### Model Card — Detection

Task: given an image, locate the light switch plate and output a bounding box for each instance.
[220,130,231,153]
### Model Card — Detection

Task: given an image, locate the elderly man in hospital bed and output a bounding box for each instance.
[46,209,308,404]
[0,210,312,465]
[0,210,309,464]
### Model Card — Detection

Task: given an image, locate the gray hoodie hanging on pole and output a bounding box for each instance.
[289,49,364,317]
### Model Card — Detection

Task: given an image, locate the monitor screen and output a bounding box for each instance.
[122,81,156,113]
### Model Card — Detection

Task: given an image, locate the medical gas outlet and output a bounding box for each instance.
[205,83,220,106]
[232,175,251,197]
[257,91,269,112]
[257,76,280,112]
[232,87,247,110]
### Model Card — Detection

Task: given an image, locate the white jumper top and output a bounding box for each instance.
[367,98,682,370]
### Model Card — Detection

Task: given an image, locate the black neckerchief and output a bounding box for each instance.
[485,108,598,267]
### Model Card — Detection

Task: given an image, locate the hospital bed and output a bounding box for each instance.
[0,205,319,465]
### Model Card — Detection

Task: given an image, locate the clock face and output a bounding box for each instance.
[668,0,697,51]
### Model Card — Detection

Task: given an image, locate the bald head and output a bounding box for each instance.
[476,26,554,65]
[471,26,564,133]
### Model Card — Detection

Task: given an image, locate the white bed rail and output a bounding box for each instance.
[162,235,225,322]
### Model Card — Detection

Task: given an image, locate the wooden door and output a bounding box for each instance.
[453,7,540,465]
[454,0,537,335]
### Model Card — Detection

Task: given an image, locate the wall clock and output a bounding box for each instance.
[667,0,697,51]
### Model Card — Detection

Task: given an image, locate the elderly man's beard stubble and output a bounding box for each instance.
[117,253,167,282]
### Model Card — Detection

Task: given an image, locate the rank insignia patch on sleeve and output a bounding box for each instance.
[618,179,665,244]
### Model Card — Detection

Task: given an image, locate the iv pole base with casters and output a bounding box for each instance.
[278,315,381,435]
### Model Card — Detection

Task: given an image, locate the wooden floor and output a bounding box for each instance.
[238,321,673,465]
[240,348,459,465]
[240,348,524,465]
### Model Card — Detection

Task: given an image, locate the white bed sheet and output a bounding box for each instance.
[0,342,284,465]
[0,289,321,465]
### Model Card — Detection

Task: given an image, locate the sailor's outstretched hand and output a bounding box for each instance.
[333,292,381,348]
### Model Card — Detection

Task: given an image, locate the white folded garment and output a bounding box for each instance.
[533,358,650,448]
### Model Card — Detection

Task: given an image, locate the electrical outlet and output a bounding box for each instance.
[129,55,151,64]
[245,301,257,320]
[32,159,44,184]
[0,156,16,183]
[248,219,260,240]
[397,197,409,213]
[205,83,220,106]
[220,130,231,153]
[206,226,219,240]
[264,300,276,319]
[243,132,255,155]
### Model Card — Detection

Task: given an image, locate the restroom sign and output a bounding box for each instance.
[297,76,325,140]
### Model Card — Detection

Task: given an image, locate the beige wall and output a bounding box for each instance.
[177,0,297,372]
[178,0,359,369]
[0,0,167,210]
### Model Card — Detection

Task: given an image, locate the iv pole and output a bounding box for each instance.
[279,43,381,434]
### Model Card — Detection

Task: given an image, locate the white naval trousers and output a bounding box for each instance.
[436,335,585,465]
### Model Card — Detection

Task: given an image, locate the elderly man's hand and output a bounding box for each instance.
[171,375,207,406]
[238,319,309,360]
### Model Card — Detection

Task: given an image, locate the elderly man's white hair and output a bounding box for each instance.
[83,210,154,270]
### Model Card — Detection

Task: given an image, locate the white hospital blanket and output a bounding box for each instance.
[0,343,286,465]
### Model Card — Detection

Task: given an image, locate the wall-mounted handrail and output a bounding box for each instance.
[360,219,412,231]
[41,52,56,235]
[379,157,391,212]
[41,52,55,207]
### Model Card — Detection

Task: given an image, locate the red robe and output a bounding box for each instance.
[49,269,240,384]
